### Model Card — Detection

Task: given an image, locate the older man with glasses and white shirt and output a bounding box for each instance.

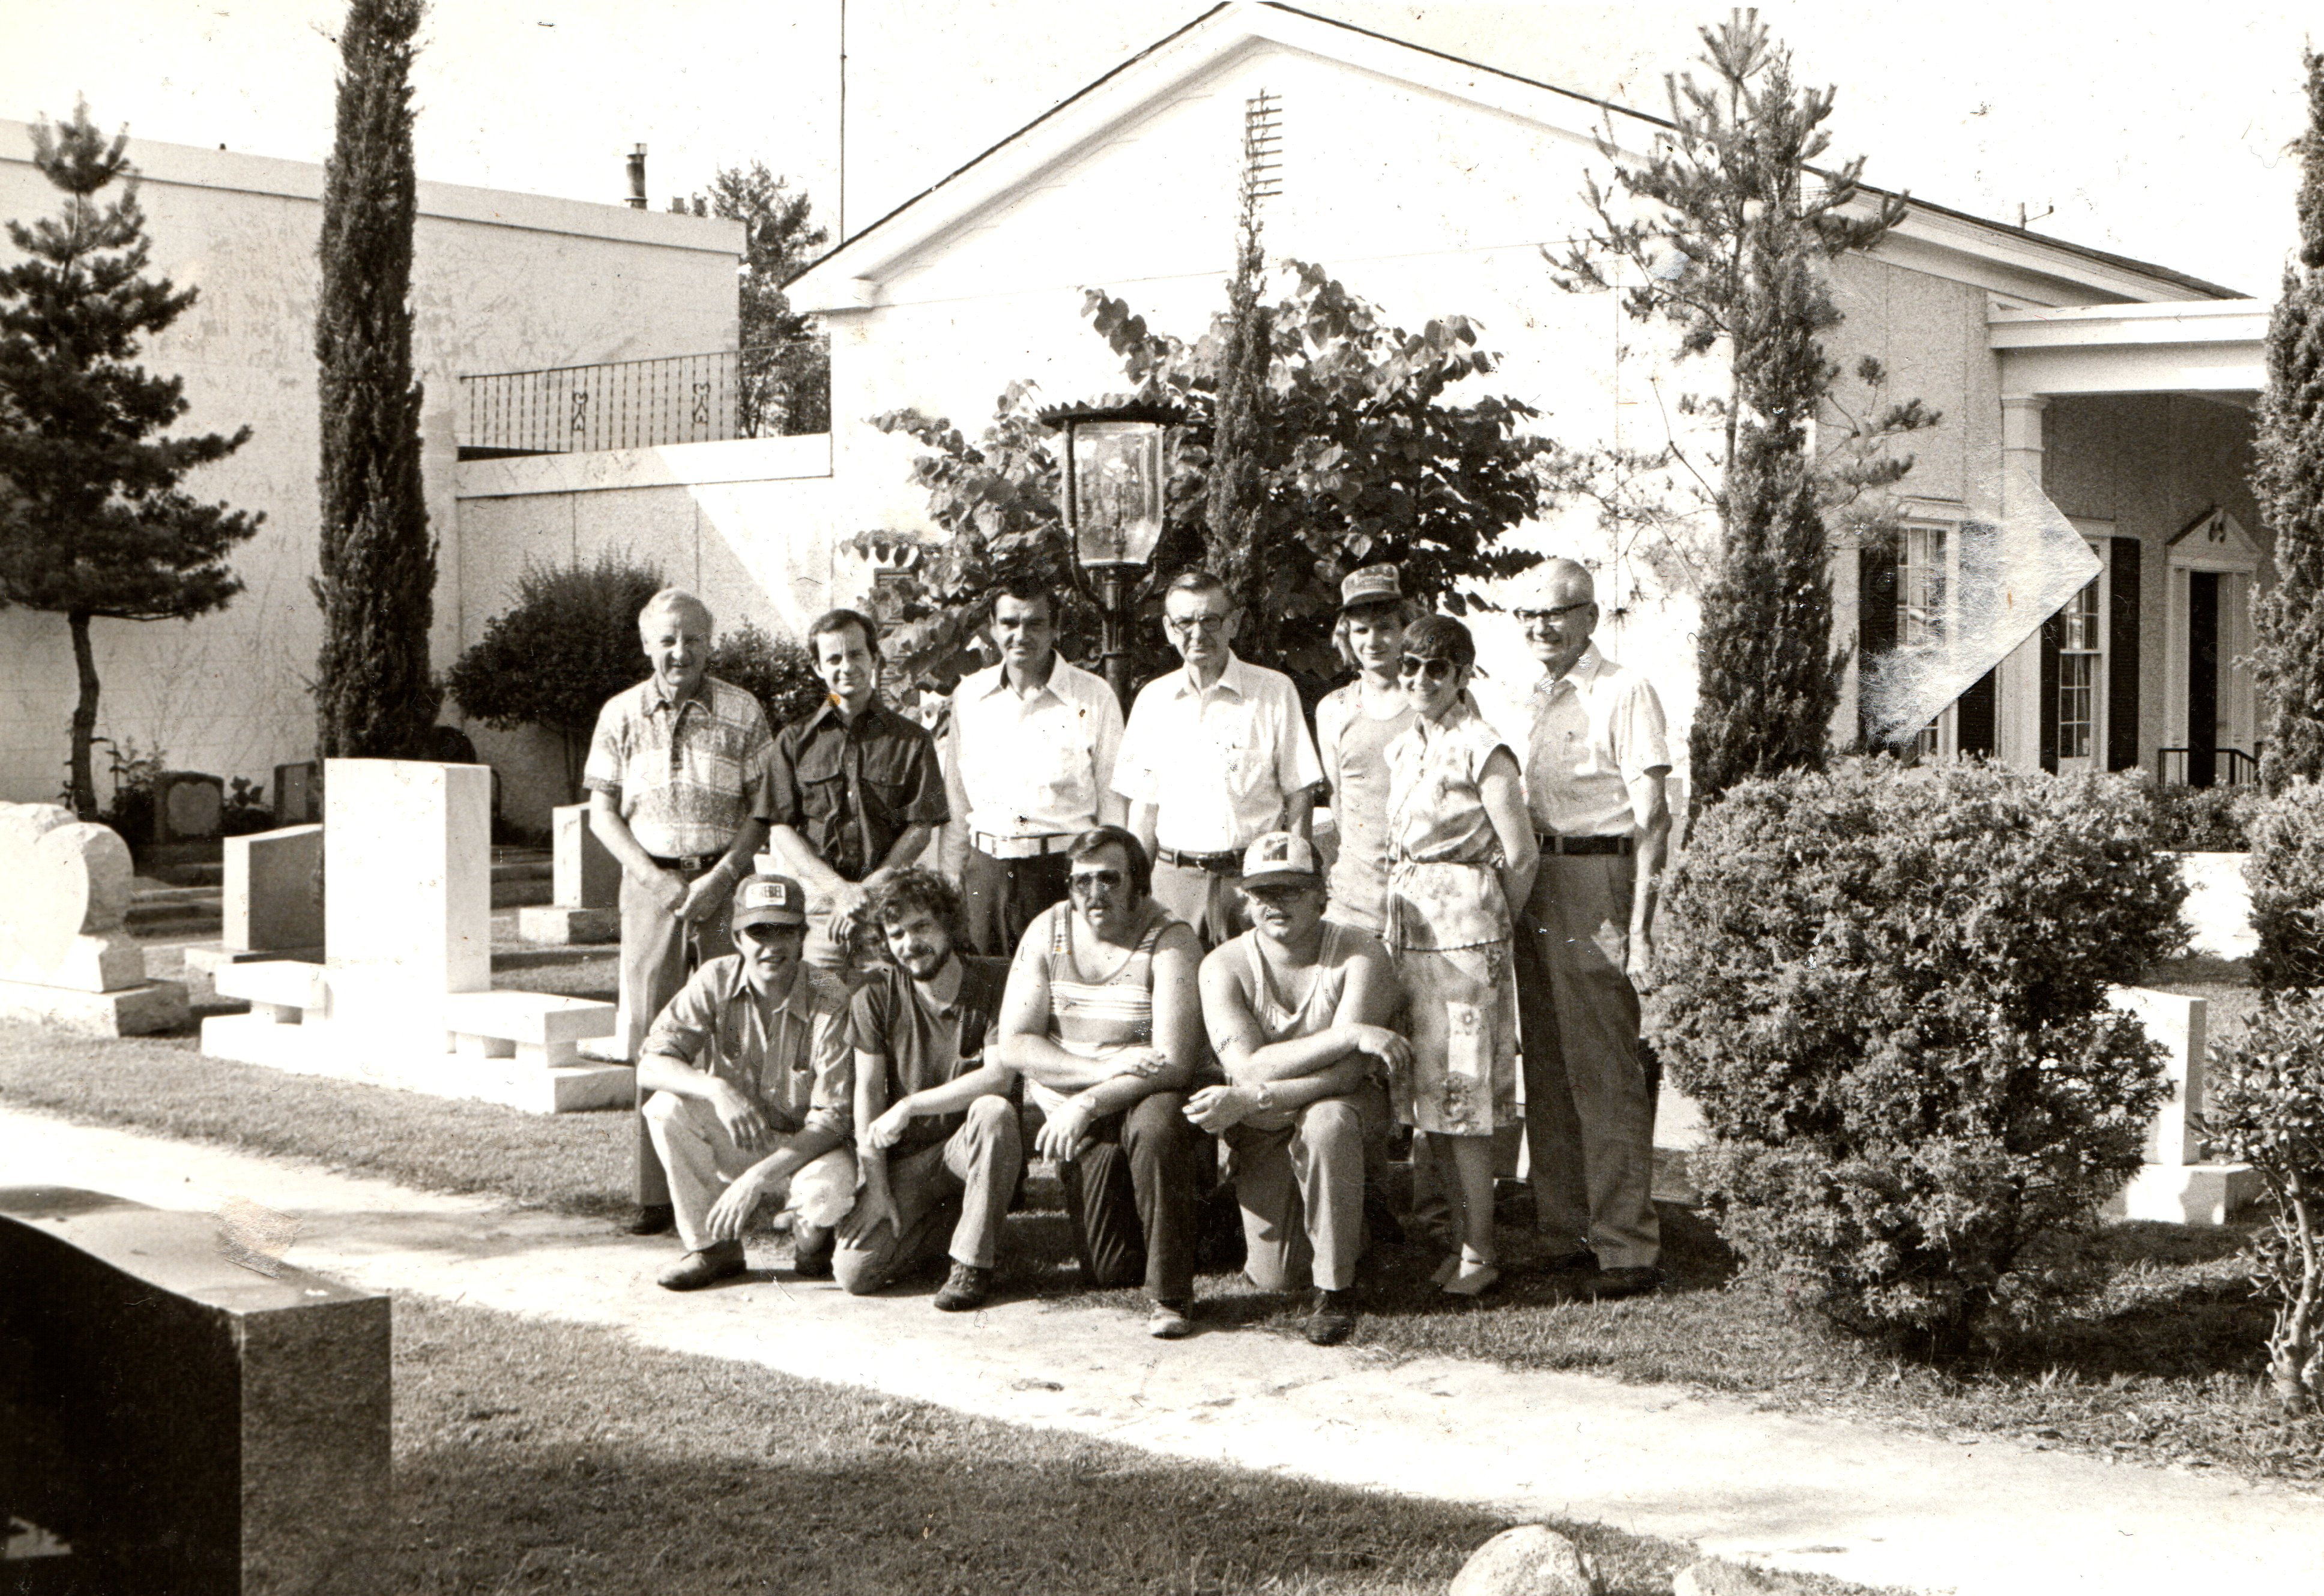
[941,577,1126,959]
[1512,557,1673,1302]
[1114,568,1325,950]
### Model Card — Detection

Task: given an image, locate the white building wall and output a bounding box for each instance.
[0,121,740,806]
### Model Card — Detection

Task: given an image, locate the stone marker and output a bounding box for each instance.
[226,824,325,957]
[0,802,188,1035]
[201,760,625,1113]
[1448,1525,1601,1596]
[516,802,620,945]
[2105,985,2260,1225]
[273,760,320,827]
[0,1185,389,1594]
[1673,1559,1825,1596]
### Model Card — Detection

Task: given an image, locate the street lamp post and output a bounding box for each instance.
[1039,399,1185,709]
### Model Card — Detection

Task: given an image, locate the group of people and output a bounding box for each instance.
[579,556,1671,1346]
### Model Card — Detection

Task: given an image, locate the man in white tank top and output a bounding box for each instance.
[1191,832,1408,1346]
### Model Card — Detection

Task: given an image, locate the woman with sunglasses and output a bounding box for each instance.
[1381,615,1539,1296]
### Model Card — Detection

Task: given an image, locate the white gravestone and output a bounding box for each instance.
[516,803,620,945]
[226,824,324,956]
[2105,986,2260,1226]
[0,803,188,1035]
[201,760,626,1113]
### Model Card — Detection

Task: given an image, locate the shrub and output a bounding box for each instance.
[708,621,825,733]
[2147,778,2253,853]
[1646,756,2188,1351]
[2202,989,2324,1413]
[2245,780,2324,994]
[443,554,665,800]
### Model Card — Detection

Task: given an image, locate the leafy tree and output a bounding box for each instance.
[443,555,665,800]
[0,101,261,818]
[707,620,827,732]
[313,0,438,763]
[2254,50,2324,794]
[865,263,1552,693]
[1556,10,1935,812]
[710,162,830,437]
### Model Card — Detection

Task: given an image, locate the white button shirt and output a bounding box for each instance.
[1115,652,1324,853]
[1524,644,1672,837]
[947,652,1124,840]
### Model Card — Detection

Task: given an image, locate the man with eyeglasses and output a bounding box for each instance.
[1513,558,1673,1301]
[1114,568,1325,948]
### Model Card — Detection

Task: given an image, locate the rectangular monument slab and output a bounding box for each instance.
[0,1185,390,1595]
[0,976,187,1037]
[225,824,324,954]
[516,904,620,945]
[552,802,620,909]
[324,760,490,1045]
[2104,985,2256,1224]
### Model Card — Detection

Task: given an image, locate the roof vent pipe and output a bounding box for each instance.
[626,144,647,209]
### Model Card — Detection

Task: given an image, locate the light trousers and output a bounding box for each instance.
[642,1091,857,1256]
[1224,1096,1365,1292]
[833,1096,1024,1293]
[620,864,733,1206]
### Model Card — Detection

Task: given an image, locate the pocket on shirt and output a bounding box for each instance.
[794,745,847,822]
[1211,721,1270,800]
[859,741,922,816]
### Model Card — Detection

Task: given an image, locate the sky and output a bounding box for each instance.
[0,1,2313,297]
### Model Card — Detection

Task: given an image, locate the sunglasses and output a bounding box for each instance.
[1396,655,1459,682]
[1068,867,1129,895]
[1514,601,1592,624]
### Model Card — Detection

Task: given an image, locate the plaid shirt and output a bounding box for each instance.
[641,954,854,1138]
[582,675,774,859]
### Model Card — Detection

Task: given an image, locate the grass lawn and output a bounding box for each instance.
[390,1293,1733,1595]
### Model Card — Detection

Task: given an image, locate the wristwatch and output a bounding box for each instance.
[1253,1082,1277,1114]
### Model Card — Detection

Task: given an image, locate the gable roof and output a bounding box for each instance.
[789,1,2239,313]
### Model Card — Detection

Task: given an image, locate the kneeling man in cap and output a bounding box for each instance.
[636,873,859,1290]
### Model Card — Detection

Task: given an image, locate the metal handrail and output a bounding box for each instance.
[2156,745,2260,787]
[456,336,828,457]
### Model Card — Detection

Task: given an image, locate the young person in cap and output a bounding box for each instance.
[1191,831,1407,1346]
[1312,564,1419,936]
[994,825,1206,1338]
[941,577,1126,958]
[1114,569,1324,949]
[1513,558,1673,1300]
[833,867,1021,1310]
[635,873,857,1290]
[584,587,775,1238]
[1383,615,1538,1297]
[767,607,950,984]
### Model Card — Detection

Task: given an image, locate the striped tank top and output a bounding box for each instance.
[1025,901,1176,1115]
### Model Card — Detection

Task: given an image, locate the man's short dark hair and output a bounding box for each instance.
[1162,568,1230,606]
[807,607,881,664]
[1401,612,1477,672]
[991,575,1058,622]
[1066,824,1151,900]
[864,866,962,946]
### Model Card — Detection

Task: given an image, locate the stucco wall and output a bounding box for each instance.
[0,119,739,807]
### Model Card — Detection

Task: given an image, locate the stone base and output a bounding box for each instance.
[516,905,618,945]
[576,1034,631,1065]
[0,977,188,1037]
[200,1012,633,1113]
[2105,1162,2264,1226]
[183,942,324,978]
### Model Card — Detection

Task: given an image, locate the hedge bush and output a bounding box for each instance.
[1646,756,2188,1351]
[2146,777,2252,853]
[708,621,826,733]
[2245,780,2324,994]
[2202,988,2324,1413]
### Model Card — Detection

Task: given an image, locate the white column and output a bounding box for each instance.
[1993,395,2050,769]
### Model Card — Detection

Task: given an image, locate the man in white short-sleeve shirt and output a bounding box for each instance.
[943,580,1125,957]
[1514,556,1673,1302]
[1115,569,1324,947]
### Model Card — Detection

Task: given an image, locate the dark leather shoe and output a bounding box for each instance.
[791,1224,835,1279]
[1583,1265,1664,1300]
[1540,1248,1599,1274]
[1305,1288,1359,1346]
[624,1203,675,1237]
[934,1262,992,1312]
[657,1244,746,1292]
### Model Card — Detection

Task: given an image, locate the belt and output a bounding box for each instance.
[647,852,724,873]
[1538,833,1634,857]
[1156,846,1244,873]
[973,832,1075,861]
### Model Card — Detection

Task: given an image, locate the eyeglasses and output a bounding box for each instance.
[1068,867,1129,896]
[1396,655,1459,683]
[1514,601,1593,624]
[1165,612,1231,637]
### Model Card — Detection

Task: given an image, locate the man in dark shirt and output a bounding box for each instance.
[832,868,1020,1310]
[767,608,949,983]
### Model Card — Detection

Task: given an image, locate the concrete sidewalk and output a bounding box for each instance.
[5,1103,2319,1596]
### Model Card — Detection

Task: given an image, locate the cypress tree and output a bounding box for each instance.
[313,0,438,760]
[0,101,262,818]
[2254,49,2324,793]
[1203,116,1275,637]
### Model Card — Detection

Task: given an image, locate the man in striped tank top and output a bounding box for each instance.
[1192,833,1407,1346]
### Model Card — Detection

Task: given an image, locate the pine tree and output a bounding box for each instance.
[1560,10,1931,812]
[708,162,829,436]
[313,0,438,761]
[2254,50,2324,793]
[0,101,262,818]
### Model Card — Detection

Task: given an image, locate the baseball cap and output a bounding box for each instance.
[1339,563,1403,610]
[731,873,809,931]
[1240,831,1323,891]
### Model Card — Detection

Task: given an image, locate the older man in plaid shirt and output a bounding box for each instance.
[585,588,775,1236]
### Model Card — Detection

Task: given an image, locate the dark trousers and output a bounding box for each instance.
[619,863,732,1207]
[961,846,1071,959]
[1054,1092,1197,1303]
